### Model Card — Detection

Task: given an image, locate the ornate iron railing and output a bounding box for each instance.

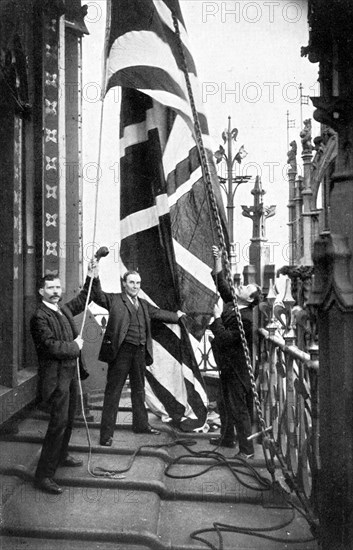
[195,329,217,372]
[257,277,320,512]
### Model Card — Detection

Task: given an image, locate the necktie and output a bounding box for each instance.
[133,298,139,310]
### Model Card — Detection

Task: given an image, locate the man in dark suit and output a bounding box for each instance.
[30,263,98,494]
[92,269,185,446]
[209,246,261,459]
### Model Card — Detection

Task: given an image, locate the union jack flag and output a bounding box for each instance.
[103,0,228,430]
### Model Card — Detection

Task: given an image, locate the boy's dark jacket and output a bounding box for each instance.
[210,272,253,390]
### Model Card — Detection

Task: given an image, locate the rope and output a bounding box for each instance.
[74,97,120,479]
[171,12,268,445]
[91,437,195,478]
[190,513,316,550]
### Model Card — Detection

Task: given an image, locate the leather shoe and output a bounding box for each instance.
[34,477,62,495]
[236,451,254,460]
[133,427,161,435]
[209,436,236,448]
[100,437,113,446]
[60,455,83,467]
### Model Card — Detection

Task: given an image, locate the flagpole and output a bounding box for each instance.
[299,82,303,129]
[287,111,296,150]
[101,0,112,96]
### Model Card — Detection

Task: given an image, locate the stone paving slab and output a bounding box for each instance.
[0,442,40,472]
[1,480,318,550]
[0,474,23,507]
[159,499,319,549]
[2,482,161,546]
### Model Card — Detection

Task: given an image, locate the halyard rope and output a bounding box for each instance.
[171,12,268,443]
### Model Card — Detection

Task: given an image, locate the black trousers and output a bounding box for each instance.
[218,369,254,455]
[35,368,77,480]
[100,342,148,442]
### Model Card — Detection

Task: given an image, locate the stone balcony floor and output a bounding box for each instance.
[0,396,319,550]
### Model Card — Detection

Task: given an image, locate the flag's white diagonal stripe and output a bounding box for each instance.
[181,362,208,403]
[120,103,168,152]
[120,194,169,239]
[120,113,152,151]
[162,114,216,181]
[167,167,202,206]
[173,239,215,291]
[150,341,207,406]
[136,88,193,124]
[153,0,188,41]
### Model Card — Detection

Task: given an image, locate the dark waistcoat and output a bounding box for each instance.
[124,301,147,345]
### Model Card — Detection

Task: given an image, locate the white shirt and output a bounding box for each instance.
[126,294,139,308]
[42,300,62,313]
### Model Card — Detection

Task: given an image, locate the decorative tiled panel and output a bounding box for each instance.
[42,13,60,276]
[13,115,23,372]
[13,117,23,279]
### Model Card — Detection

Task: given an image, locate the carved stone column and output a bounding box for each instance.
[287,140,297,266]
[300,120,314,266]
[293,176,303,264]
[310,234,353,547]
[302,7,353,544]
[241,176,276,287]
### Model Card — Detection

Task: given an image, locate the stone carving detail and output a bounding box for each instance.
[310,233,353,310]
[45,72,58,88]
[45,128,57,143]
[46,241,58,256]
[312,136,324,169]
[46,184,58,199]
[46,19,57,32]
[300,119,313,153]
[287,140,297,171]
[43,7,61,277]
[45,44,58,60]
[46,213,58,227]
[242,200,276,239]
[277,265,314,306]
[45,99,57,116]
[45,156,57,171]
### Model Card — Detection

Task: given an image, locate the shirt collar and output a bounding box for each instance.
[42,300,60,312]
[125,293,138,304]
